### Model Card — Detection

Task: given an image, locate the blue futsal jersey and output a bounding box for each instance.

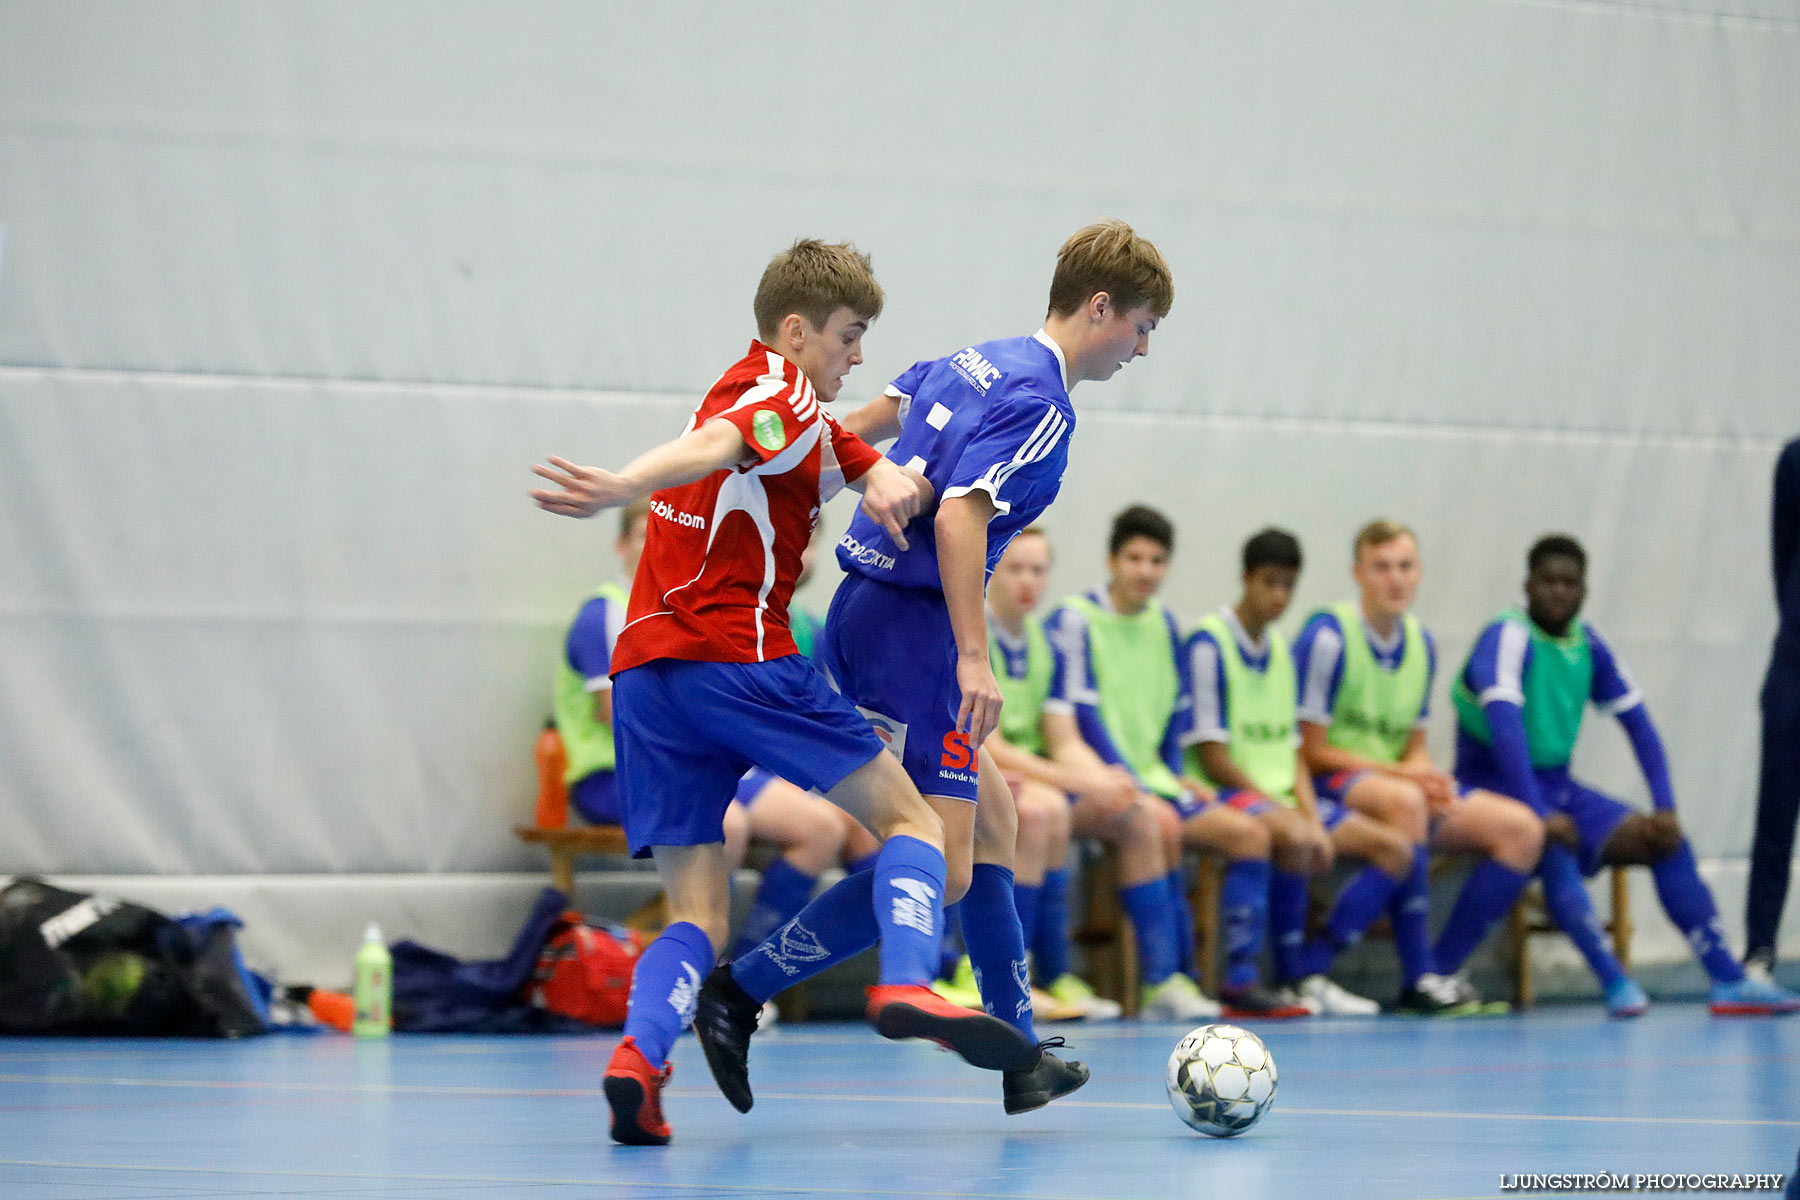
[837,331,1074,588]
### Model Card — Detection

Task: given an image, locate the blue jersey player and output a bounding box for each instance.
[698,220,1174,1116]
[1454,534,1799,1016]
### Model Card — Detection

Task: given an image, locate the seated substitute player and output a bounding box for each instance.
[699,220,1173,1114]
[1294,520,1543,1014]
[553,498,882,992]
[1184,528,1415,1016]
[1046,505,1302,1019]
[532,238,1042,1146]
[1453,534,1800,1016]
[975,525,1153,1020]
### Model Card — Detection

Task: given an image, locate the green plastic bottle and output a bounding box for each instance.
[352,922,392,1038]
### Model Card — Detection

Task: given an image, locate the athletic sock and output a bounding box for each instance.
[1120,875,1181,986]
[1012,879,1042,966]
[730,870,877,1006]
[622,920,713,1068]
[1270,869,1312,982]
[1652,840,1744,984]
[873,835,948,987]
[730,858,817,962]
[1167,867,1197,979]
[938,902,965,980]
[1387,853,1435,983]
[962,863,1037,1041]
[1538,843,1625,989]
[1222,858,1272,992]
[1033,867,1072,982]
[1433,858,1531,975]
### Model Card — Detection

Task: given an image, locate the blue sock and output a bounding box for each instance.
[846,851,881,876]
[1652,840,1743,984]
[730,858,817,962]
[1433,858,1531,975]
[963,863,1037,1042]
[1388,853,1435,984]
[1270,870,1311,982]
[1222,858,1272,993]
[1539,843,1626,989]
[1013,880,1042,968]
[874,835,948,987]
[1167,867,1197,979]
[622,920,713,1068]
[1324,864,1402,955]
[730,871,877,1006]
[1033,868,1072,982]
[938,902,965,979]
[1120,875,1181,986]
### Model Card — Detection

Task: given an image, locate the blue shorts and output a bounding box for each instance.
[573,766,777,826]
[611,656,884,858]
[1458,761,1632,876]
[1213,787,1276,819]
[1313,794,1350,832]
[817,573,977,803]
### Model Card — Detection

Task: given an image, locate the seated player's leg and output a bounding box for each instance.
[1177,798,1280,1016]
[1334,771,1477,1013]
[570,769,623,826]
[1067,789,1181,1016]
[1279,808,1402,1015]
[1023,780,1116,1019]
[1588,788,1799,1013]
[1424,789,1540,1000]
[732,773,846,961]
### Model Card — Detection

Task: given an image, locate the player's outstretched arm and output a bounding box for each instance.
[530,419,750,518]
[937,491,1003,746]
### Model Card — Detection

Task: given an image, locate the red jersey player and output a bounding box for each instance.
[531,240,1041,1146]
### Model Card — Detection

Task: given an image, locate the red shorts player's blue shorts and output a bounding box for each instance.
[571,765,779,826]
[817,572,978,803]
[611,655,883,858]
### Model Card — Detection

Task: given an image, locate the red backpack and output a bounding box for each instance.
[529,913,643,1027]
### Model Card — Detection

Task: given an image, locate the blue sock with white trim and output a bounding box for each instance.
[622,921,713,1068]
[962,863,1037,1041]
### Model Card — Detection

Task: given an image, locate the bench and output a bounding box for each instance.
[1075,844,1223,1014]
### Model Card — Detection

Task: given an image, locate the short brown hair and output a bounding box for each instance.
[1353,519,1417,562]
[1047,220,1173,320]
[753,239,884,343]
[619,498,652,541]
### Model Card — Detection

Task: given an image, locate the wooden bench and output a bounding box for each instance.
[1506,865,1631,1008]
[512,824,669,934]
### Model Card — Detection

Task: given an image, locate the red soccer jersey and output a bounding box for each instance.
[611,341,883,673]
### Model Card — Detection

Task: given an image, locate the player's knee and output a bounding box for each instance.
[944,860,973,905]
[1373,831,1415,880]
[1220,811,1271,861]
[722,802,751,865]
[1494,806,1544,869]
[1015,794,1049,849]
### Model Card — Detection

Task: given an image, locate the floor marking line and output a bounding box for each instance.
[0,1158,1145,1200]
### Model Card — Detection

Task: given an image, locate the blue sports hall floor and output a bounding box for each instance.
[2,1008,1794,1200]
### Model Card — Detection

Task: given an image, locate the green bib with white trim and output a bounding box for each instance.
[1190,615,1298,804]
[1063,594,1183,798]
[553,583,628,783]
[992,616,1054,757]
[1453,607,1592,769]
[1320,601,1427,766]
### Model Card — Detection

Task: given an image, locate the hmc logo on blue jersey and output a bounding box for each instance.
[949,346,1004,393]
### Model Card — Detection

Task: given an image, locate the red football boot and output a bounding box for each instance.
[604,1036,673,1146]
[866,984,1036,1071]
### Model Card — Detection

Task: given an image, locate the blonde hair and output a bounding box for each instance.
[1047,220,1174,320]
[1353,519,1417,562]
[753,239,884,342]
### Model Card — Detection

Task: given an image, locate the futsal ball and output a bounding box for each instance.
[1165,1023,1278,1137]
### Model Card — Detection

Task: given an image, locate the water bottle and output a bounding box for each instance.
[534,721,569,829]
[352,923,392,1038]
